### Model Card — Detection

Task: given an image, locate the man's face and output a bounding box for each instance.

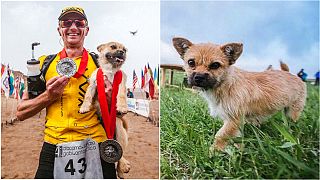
[57,13,89,48]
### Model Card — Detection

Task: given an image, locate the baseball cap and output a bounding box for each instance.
[58,6,87,21]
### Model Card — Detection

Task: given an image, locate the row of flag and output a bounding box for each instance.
[1,62,159,100]
[1,64,25,99]
[132,63,159,99]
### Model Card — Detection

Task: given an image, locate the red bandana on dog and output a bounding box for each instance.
[59,48,88,78]
[97,68,122,139]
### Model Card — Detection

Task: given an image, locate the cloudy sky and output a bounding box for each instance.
[161,1,319,77]
[1,1,159,87]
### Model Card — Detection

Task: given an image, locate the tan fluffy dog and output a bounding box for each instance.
[173,37,306,151]
[79,42,130,178]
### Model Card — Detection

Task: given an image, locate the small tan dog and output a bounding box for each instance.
[172,37,306,151]
[79,42,130,178]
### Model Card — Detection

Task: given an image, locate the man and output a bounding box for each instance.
[16,6,116,179]
[297,68,308,82]
[127,88,134,98]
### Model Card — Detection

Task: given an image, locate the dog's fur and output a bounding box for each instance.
[172,37,306,151]
[79,42,130,178]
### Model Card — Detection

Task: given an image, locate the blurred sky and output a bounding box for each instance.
[1,1,160,87]
[161,1,319,77]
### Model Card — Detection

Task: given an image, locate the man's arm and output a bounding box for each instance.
[16,76,69,121]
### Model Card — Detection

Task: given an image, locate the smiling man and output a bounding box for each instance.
[58,7,89,51]
[16,6,117,179]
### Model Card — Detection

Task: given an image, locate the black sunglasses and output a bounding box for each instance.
[60,19,86,28]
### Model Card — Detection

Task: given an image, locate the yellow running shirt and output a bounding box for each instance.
[39,52,107,145]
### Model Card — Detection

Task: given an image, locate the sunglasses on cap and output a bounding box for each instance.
[60,19,87,28]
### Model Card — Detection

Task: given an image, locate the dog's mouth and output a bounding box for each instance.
[115,55,125,63]
[105,53,126,66]
[191,86,205,91]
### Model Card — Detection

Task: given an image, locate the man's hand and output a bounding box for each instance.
[46,76,70,102]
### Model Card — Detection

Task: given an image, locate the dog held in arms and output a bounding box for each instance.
[79,42,130,178]
[172,37,306,151]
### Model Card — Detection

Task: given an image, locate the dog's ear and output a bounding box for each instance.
[172,37,193,58]
[220,43,243,65]
[97,44,107,53]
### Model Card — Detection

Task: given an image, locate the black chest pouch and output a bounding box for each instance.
[27,74,46,99]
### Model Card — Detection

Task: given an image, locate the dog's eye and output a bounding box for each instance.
[123,48,127,52]
[110,45,117,49]
[209,62,221,69]
[188,59,195,67]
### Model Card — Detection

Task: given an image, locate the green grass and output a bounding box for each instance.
[164,70,187,86]
[160,82,319,179]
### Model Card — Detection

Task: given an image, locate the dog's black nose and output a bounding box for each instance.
[194,73,208,84]
[190,72,216,90]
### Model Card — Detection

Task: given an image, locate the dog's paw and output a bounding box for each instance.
[117,171,125,179]
[79,105,90,114]
[209,144,224,157]
[117,158,131,178]
[212,138,227,152]
[118,158,131,173]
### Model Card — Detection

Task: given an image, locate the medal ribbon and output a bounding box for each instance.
[97,68,122,139]
[59,48,88,78]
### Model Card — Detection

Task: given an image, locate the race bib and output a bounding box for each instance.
[53,138,103,179]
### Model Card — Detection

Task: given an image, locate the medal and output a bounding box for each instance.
[100,139,123,163]
[56,58,77,77]
[97,68,123,163]
[58,48,89,78]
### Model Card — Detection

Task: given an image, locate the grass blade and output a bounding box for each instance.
[271,120,297,144]
[272,147,317,175]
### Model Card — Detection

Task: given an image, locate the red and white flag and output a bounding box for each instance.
[13,76,20,99]
[143,65,150,93]
[147,63,155,99]
[133,70,138,91]
[143,63,155,99]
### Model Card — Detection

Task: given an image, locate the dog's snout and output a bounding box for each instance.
[194,73,208,83]
[189,72,217,90]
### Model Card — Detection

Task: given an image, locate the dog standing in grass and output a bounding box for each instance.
[172,37,306,151]
[79,42,130,178]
